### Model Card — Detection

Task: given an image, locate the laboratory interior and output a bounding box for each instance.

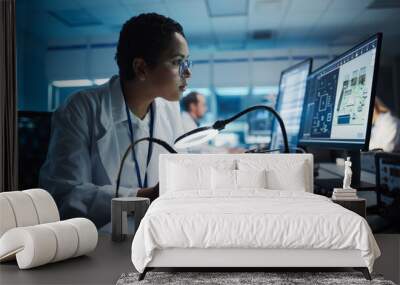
[1,0,400,284]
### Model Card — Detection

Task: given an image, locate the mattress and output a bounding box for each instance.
[131,190,380,273]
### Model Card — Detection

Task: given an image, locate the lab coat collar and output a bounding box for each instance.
[109,75,156,127]
[96,75,129,187]
[109,75,128,124]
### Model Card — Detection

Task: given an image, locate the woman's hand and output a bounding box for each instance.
[137,183,159,202]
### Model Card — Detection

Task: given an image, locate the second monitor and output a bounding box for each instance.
[298,33,382,151]
[269,58,312,151]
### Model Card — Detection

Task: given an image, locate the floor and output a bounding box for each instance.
[1,234,398,285]
[0,235,134,285]
[374,234,400,284]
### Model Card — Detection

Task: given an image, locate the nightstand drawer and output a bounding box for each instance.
[332,198,366,218]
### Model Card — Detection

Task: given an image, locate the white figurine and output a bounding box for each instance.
[343,157,353,190]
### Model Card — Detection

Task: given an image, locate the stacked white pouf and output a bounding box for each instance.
[0,189,98,269]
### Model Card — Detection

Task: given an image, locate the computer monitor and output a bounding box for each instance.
[298,33,382,151]
[247,88,277,137]
[299,33,382,188]
[247,106,274,137]
[270,58,313,151]
[216,95,243,120]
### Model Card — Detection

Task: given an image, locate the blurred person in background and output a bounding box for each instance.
[369,97,400,152]
[180,91,244,154]
[181,91,207,132]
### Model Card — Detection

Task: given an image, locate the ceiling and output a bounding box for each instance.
[17,0,400,53]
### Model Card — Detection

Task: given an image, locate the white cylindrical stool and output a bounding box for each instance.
[111,197,150,242]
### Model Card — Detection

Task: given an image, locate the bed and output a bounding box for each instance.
[131,154,380,280]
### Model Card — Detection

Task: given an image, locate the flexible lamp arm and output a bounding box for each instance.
[213,105,289,154]
[115,137,177,198]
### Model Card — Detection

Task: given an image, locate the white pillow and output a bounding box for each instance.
[167,162,211,191]
[211,168,237,190]
[236,169,267,189]
[238,159,308,191]
[266,162,307,191]
[166,158,237,193]
[211,169,267,191]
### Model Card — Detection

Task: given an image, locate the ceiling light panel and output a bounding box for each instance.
[248,0,285,30]
[206,0,249,17]
[166,0,212,35]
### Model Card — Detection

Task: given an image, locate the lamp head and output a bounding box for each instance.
[174,126,219,149]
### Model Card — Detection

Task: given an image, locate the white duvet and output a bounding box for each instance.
[131,190,380,273]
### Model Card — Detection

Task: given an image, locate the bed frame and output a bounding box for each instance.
[138,154,372,281]
[139,248,371,280]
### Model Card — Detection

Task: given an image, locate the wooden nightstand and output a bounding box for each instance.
[331,198,366,218]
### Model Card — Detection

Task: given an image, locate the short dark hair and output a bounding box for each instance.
[115,13,185,82]
[181,91,199,111]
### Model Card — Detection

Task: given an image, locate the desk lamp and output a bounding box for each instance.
[115,105,289,197]
[174,105,289,153]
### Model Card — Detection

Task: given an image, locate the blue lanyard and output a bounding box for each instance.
[125,103,154,189]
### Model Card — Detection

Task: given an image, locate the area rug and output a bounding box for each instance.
[116,271,396,285]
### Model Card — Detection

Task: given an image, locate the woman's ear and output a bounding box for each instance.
[132,58,147,81]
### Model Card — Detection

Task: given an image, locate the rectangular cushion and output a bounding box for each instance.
[236,169,267,189]
[238,159,308,191]
[166,158,236,193]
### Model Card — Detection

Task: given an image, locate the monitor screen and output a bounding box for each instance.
[247,88,277,137]
[270,59,312,150]
[216,95,243,120]
[298,33,382,150]
[247,109,273,136]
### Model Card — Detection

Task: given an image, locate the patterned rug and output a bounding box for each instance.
[116,271,396,285]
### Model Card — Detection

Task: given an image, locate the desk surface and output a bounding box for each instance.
[0,234,133,285]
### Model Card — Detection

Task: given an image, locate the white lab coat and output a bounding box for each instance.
[181,111,198,132]
[369,112,400,152]
[39,75,185,227]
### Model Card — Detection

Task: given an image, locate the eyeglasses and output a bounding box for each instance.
[179,59,193,77]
